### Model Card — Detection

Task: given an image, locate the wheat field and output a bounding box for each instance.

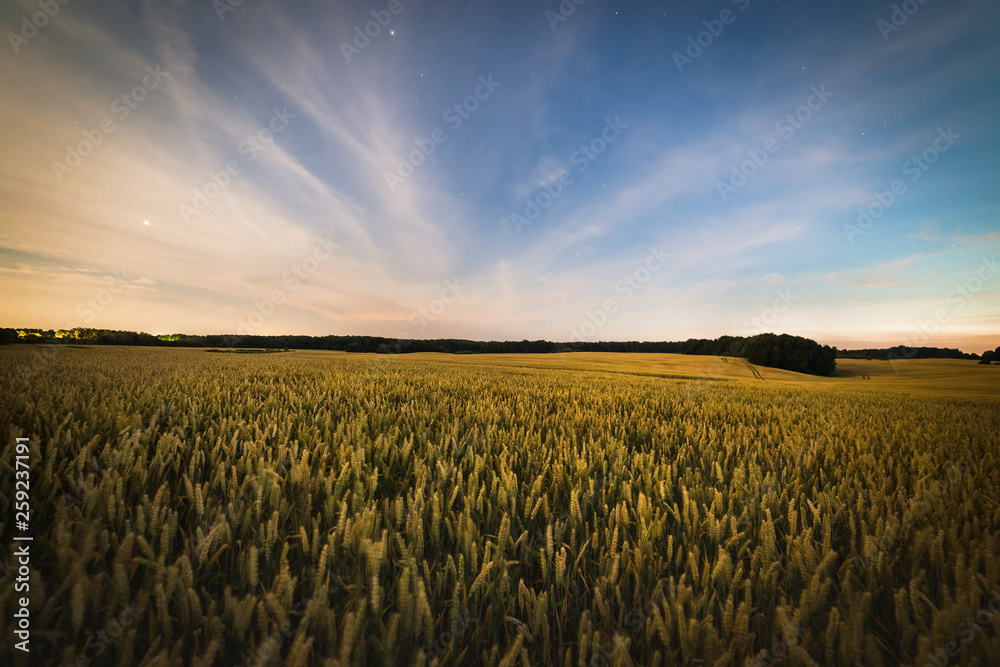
[1,346,999,666]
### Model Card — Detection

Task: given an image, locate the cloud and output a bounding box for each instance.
[910,223,942,242]
[951,231,1000,244]
[884,254,922,269]
[831,277,915,287]
[824,253,923,287]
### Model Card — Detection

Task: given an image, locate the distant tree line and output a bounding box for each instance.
[1,328,847,376]
[838,346,981,361]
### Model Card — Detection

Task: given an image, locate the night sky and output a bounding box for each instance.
[2,0,998,351]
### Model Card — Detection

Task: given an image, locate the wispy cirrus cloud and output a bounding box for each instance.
[952,231,1000,244]
[825,254,922,286]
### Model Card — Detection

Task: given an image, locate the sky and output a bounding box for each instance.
[1,0,998,352]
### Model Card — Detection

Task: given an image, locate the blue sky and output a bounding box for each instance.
[1,0,998,351]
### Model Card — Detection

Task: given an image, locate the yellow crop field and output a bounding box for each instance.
[1,347,999,666]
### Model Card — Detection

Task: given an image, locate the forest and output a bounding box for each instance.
[3,328,845,375]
